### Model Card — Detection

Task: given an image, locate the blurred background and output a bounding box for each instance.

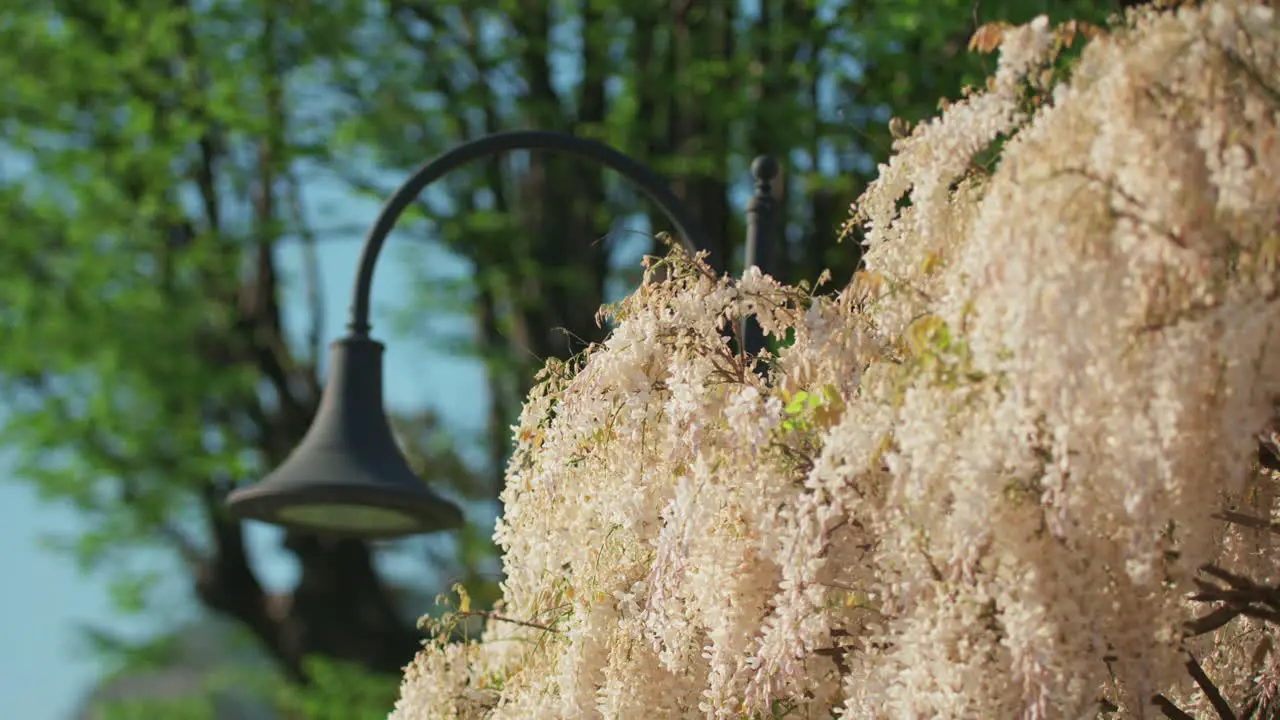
[0,0,1135,717]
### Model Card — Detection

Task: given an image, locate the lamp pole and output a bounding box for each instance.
[743,155,780,358]
[226,130,778,539]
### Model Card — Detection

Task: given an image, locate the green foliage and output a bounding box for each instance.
[780,386,844,434]
[77,625,185,673]
[79,622,274,720]
[98,697,217,720]
[83,623,404,719]
[0,0,276,573]
[274,657,402,720]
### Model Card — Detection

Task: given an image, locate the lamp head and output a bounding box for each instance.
[226,335,464,539]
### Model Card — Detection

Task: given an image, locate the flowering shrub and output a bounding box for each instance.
[394,1,1280,717]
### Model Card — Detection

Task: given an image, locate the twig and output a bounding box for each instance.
[1153,694,1195,720]
[1186,563,1280,638]
[1186,605,1241,637]
[1213,510,1280,536]
[455,610,564,633]
[1185,653,1237,720]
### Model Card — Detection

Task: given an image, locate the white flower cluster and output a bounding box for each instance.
[394,2,1280,717]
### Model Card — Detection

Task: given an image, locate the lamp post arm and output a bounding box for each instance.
[346,130,711,336]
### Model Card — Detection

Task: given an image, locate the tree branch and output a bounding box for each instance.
[194,478,303,682]
[454,609,563,634]
[1185,653,1237,720]
[1153,694,1196,720]
[284,168,324,393]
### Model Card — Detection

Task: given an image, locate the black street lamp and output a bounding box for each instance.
[226,130,777,539]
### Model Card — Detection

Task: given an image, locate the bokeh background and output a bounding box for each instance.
[0,0,1137,716]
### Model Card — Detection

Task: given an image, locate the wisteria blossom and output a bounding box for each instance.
[394,2,1280,717]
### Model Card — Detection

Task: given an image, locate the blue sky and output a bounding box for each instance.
[0,174,489,719]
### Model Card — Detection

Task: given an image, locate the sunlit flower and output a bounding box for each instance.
[393,3,1280,717]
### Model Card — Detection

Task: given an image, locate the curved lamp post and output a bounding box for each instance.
[226,130,776,539]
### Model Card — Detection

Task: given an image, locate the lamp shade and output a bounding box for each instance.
[225,335,464,539]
